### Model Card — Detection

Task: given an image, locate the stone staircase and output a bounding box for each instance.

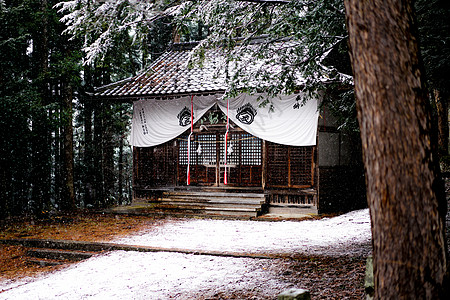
[133,188,268,219]
[0,239,103,267]
[26,248,99,266]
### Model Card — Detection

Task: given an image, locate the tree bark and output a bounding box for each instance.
[344,0,449,298]
[434,90,449,156]
[63,83,76,210]
[102,102,115,207]
[93,101,104,207]
[118,110,124,206]
[31,0,51,216]
[83,96,95,208]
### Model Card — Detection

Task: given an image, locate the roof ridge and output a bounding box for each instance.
[170,41,200,51]
[94,77,133,93]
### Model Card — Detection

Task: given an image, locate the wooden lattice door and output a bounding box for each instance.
[222,132,262,186]
[178,133,218,186]
[177,131,263,187]
[265,142,315,188]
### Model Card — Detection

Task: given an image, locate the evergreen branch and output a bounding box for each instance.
[236,0,290,4]
[120,6,178,28]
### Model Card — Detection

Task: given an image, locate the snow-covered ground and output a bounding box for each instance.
[115,208,371,257]
[0,209,371,299]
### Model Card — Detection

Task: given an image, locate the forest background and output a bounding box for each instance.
[0,0,449,219]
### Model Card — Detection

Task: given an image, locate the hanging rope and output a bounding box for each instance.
[224,97,229,185]
[187,95,194,185]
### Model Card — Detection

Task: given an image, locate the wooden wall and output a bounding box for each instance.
[265,142,315,189]
[133,141,177,189]
[133,139,317,191]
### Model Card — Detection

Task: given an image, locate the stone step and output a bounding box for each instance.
[164,191,266,199]
[1,238,288,259]
[146,205,260,217]
[153,201,262,211]
[158,197,265,205]
[173,187,264,194]
[162,196,266,203]
[26,248,97,262]
[150,203,260,212]
[201,209,258,218]
[135,190,268,218]
[27,257,67,267]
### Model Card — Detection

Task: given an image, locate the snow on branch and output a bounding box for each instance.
[236,0,291,4]
[55,0,177,65]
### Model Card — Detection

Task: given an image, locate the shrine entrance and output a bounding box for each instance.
[177,106,262,187]
[132,103,317,209]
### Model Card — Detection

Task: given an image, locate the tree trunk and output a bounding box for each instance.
[434,90,449,156]
[102,102,115,207]
[93,101,104,207]
[31,0,51,216]
[53,98,62,208]
[63,83,76,210]
[118,111,124,206]
[83,96,95,208]
[344,0,449,298]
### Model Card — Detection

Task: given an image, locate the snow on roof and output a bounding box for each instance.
[93,39,308,99]
[94,42,229,98]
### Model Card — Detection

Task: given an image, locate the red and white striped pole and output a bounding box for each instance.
[224,97,229,185]
[187,95,194,185]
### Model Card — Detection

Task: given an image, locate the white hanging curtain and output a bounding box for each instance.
[130,94,217,147]
[217,93,318,146]
[130,93,318,147]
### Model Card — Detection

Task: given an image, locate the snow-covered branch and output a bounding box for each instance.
[55,0,178,65]
[236,0,291,4]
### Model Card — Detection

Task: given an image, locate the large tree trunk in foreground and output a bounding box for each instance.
[434,90,449,156]
[344,0,448,298]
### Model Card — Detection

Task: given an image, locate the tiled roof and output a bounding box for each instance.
[94,42,229,98]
